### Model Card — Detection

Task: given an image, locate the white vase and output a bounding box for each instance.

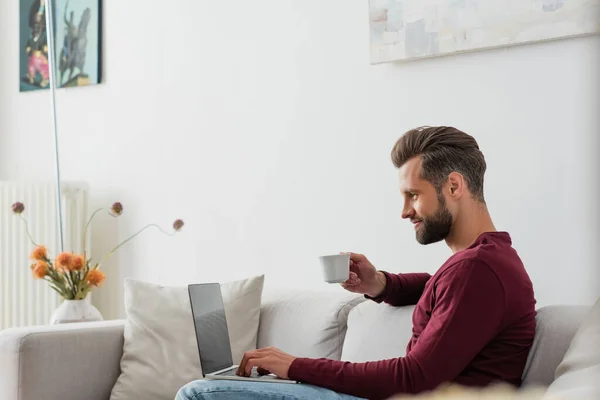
[50,299,103,324]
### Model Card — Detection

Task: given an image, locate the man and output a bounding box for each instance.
[177,126,537,400]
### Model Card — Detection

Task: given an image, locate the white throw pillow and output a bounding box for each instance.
[109,275,264,400]
[341,301,415,363]
[545,297,600,400]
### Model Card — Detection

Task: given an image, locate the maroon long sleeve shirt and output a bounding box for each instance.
[288,232,536,400]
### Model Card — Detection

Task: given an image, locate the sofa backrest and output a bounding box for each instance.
[342,300,590,388]
[258,290,590,390]
[257,290,365,360]
[522,305,590,387]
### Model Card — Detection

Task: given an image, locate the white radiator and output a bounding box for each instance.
[0,181,89,329]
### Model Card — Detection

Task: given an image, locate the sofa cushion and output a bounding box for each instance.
[522,305,590,387]
[545,297,600,399]
[110,275,264,400]
[341,300,415,362]
[257,290,364,360]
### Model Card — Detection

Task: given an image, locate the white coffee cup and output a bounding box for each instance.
[319,254,350,284]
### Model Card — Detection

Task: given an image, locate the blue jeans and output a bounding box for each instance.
[176,379,366,400]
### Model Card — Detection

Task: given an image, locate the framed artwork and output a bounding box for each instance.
[369,0,600,64]
[19,0,102,92]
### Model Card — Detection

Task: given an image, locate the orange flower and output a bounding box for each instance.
[86,269,106,287]
[55,252,73,272]
[30,245,47,261]
[72,254,85,271]
[31,261,48,279]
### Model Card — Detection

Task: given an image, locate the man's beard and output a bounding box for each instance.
[414,199,453,245]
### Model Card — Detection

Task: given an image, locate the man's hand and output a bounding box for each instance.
[236,347,296,379]
[340,253,387,298]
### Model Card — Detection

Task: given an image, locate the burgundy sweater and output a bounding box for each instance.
[288,232,537,400]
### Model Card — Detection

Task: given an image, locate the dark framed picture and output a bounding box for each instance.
[19,0,102,92]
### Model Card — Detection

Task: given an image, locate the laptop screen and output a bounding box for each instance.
[188,283,234,375]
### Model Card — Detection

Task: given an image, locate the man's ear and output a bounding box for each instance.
[447,172,465,198]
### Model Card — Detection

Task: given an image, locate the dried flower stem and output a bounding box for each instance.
[82,208,103,260]
[97,223,176,268]
[15,201,181,301]
[19,215,38,247]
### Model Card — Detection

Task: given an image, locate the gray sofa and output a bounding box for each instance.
[0,290,592,400]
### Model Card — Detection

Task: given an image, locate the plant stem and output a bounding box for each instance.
[76,282,92,300]
[44,277,66,298]
[19,215,38,247]
[49,263,73,298]
[47,265,63,284]
[64,270,76,298]
[97,224,175,269]
[82,208,104,260]
[69,270,76,298]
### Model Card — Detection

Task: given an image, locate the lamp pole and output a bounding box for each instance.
[43,0,64,253]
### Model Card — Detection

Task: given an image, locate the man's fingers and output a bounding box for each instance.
[348,252,365,262]
[237,349,260,376]
[236,357,247,376]
[257,367,271,376]
[244,357,263,376]
[239,348,276,376]
[342,252,366,264]
[342,272,360,285]
[340,280,360,289]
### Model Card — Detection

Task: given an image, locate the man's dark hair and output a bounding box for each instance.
[391,126,487,202]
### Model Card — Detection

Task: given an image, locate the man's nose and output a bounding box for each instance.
[401,203,414,220]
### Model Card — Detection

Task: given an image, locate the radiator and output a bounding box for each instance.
[0,181,89,329]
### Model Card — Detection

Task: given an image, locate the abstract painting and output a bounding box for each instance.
[19,0,101,92]
[369,0,600,64]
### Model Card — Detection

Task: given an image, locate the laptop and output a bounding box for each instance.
[188,283,298,384]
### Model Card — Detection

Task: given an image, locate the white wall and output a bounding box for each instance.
[2,1,599,320]
[0,0,56,182]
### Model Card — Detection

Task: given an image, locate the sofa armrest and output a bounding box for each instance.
[0,320,125,400]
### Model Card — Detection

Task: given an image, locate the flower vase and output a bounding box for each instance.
[50,299,103,324]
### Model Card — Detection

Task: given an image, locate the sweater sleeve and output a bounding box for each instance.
[288,260,505,400]
[366,271,432,306]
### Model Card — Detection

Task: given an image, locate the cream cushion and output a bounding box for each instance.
[109,275,264,400]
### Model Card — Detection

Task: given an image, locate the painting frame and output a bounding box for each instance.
[369,0,600,64]
[19,0,102,92]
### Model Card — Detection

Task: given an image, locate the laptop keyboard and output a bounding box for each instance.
[217,368,261,378]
